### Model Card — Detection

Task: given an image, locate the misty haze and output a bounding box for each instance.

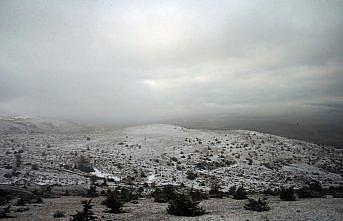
[0,1,342,221]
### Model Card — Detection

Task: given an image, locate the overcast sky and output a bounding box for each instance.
[0,0,342,125]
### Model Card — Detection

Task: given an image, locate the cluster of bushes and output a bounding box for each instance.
[101,186,144,214]
[326,186,343,198]
[74,185,208,218]
[151,185,208,217]
[189,188,209,201]
[76,156,94,173]
[159,184,270,215]
[277,181,343,201]
[195,159,235,170]
[152,185,177,203]
[102,191,125,213]
[0,188,46,217]
[279,187,296,201]
[115,186,142,202]
[209,182,226,198]
[167,192,205,216]
[47,179,343,220]
[296,180,324,198]
[53,181,342,220]
[33,185,53,198]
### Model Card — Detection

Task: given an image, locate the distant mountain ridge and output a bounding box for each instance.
[0,115,90,134]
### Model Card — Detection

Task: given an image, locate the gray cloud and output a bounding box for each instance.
[0,0,343,125]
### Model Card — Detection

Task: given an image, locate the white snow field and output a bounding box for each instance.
[0,117,342,192]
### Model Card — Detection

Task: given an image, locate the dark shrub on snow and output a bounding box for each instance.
[232,185,248,200]
[152,185,176,203]
[297,180,324,198]
[70,200,96,221]
[279,186,296,201]
[167,192,205,216]
[102,191,125,213]
[244,198,270,212]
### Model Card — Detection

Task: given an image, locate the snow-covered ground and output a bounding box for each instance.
[0,118,342,192]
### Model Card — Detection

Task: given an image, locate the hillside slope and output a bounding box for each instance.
[0,122,342,192]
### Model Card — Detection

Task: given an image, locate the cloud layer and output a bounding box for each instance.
[1,0,343,124]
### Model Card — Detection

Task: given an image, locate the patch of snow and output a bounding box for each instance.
[91,168,120,181]
[148,174,156,182]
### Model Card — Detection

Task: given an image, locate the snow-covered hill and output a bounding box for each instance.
[0,121,342,192]
[0,115,91,134]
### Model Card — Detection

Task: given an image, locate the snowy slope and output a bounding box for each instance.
[0,122,342,191]
[0,115,90,134]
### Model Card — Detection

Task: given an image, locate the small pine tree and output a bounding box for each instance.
[167,192,205,216]
[279,186,296,201]
[209,182,225,198]
[70,200,96,221]
[102,191,124,213]
[232,185,248,200]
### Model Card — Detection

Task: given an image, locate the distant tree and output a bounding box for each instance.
[279,186,296,201]
[167,192,205,216]
[232,185,248,200]
[70,200,96,221]
[102,191,124,213]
